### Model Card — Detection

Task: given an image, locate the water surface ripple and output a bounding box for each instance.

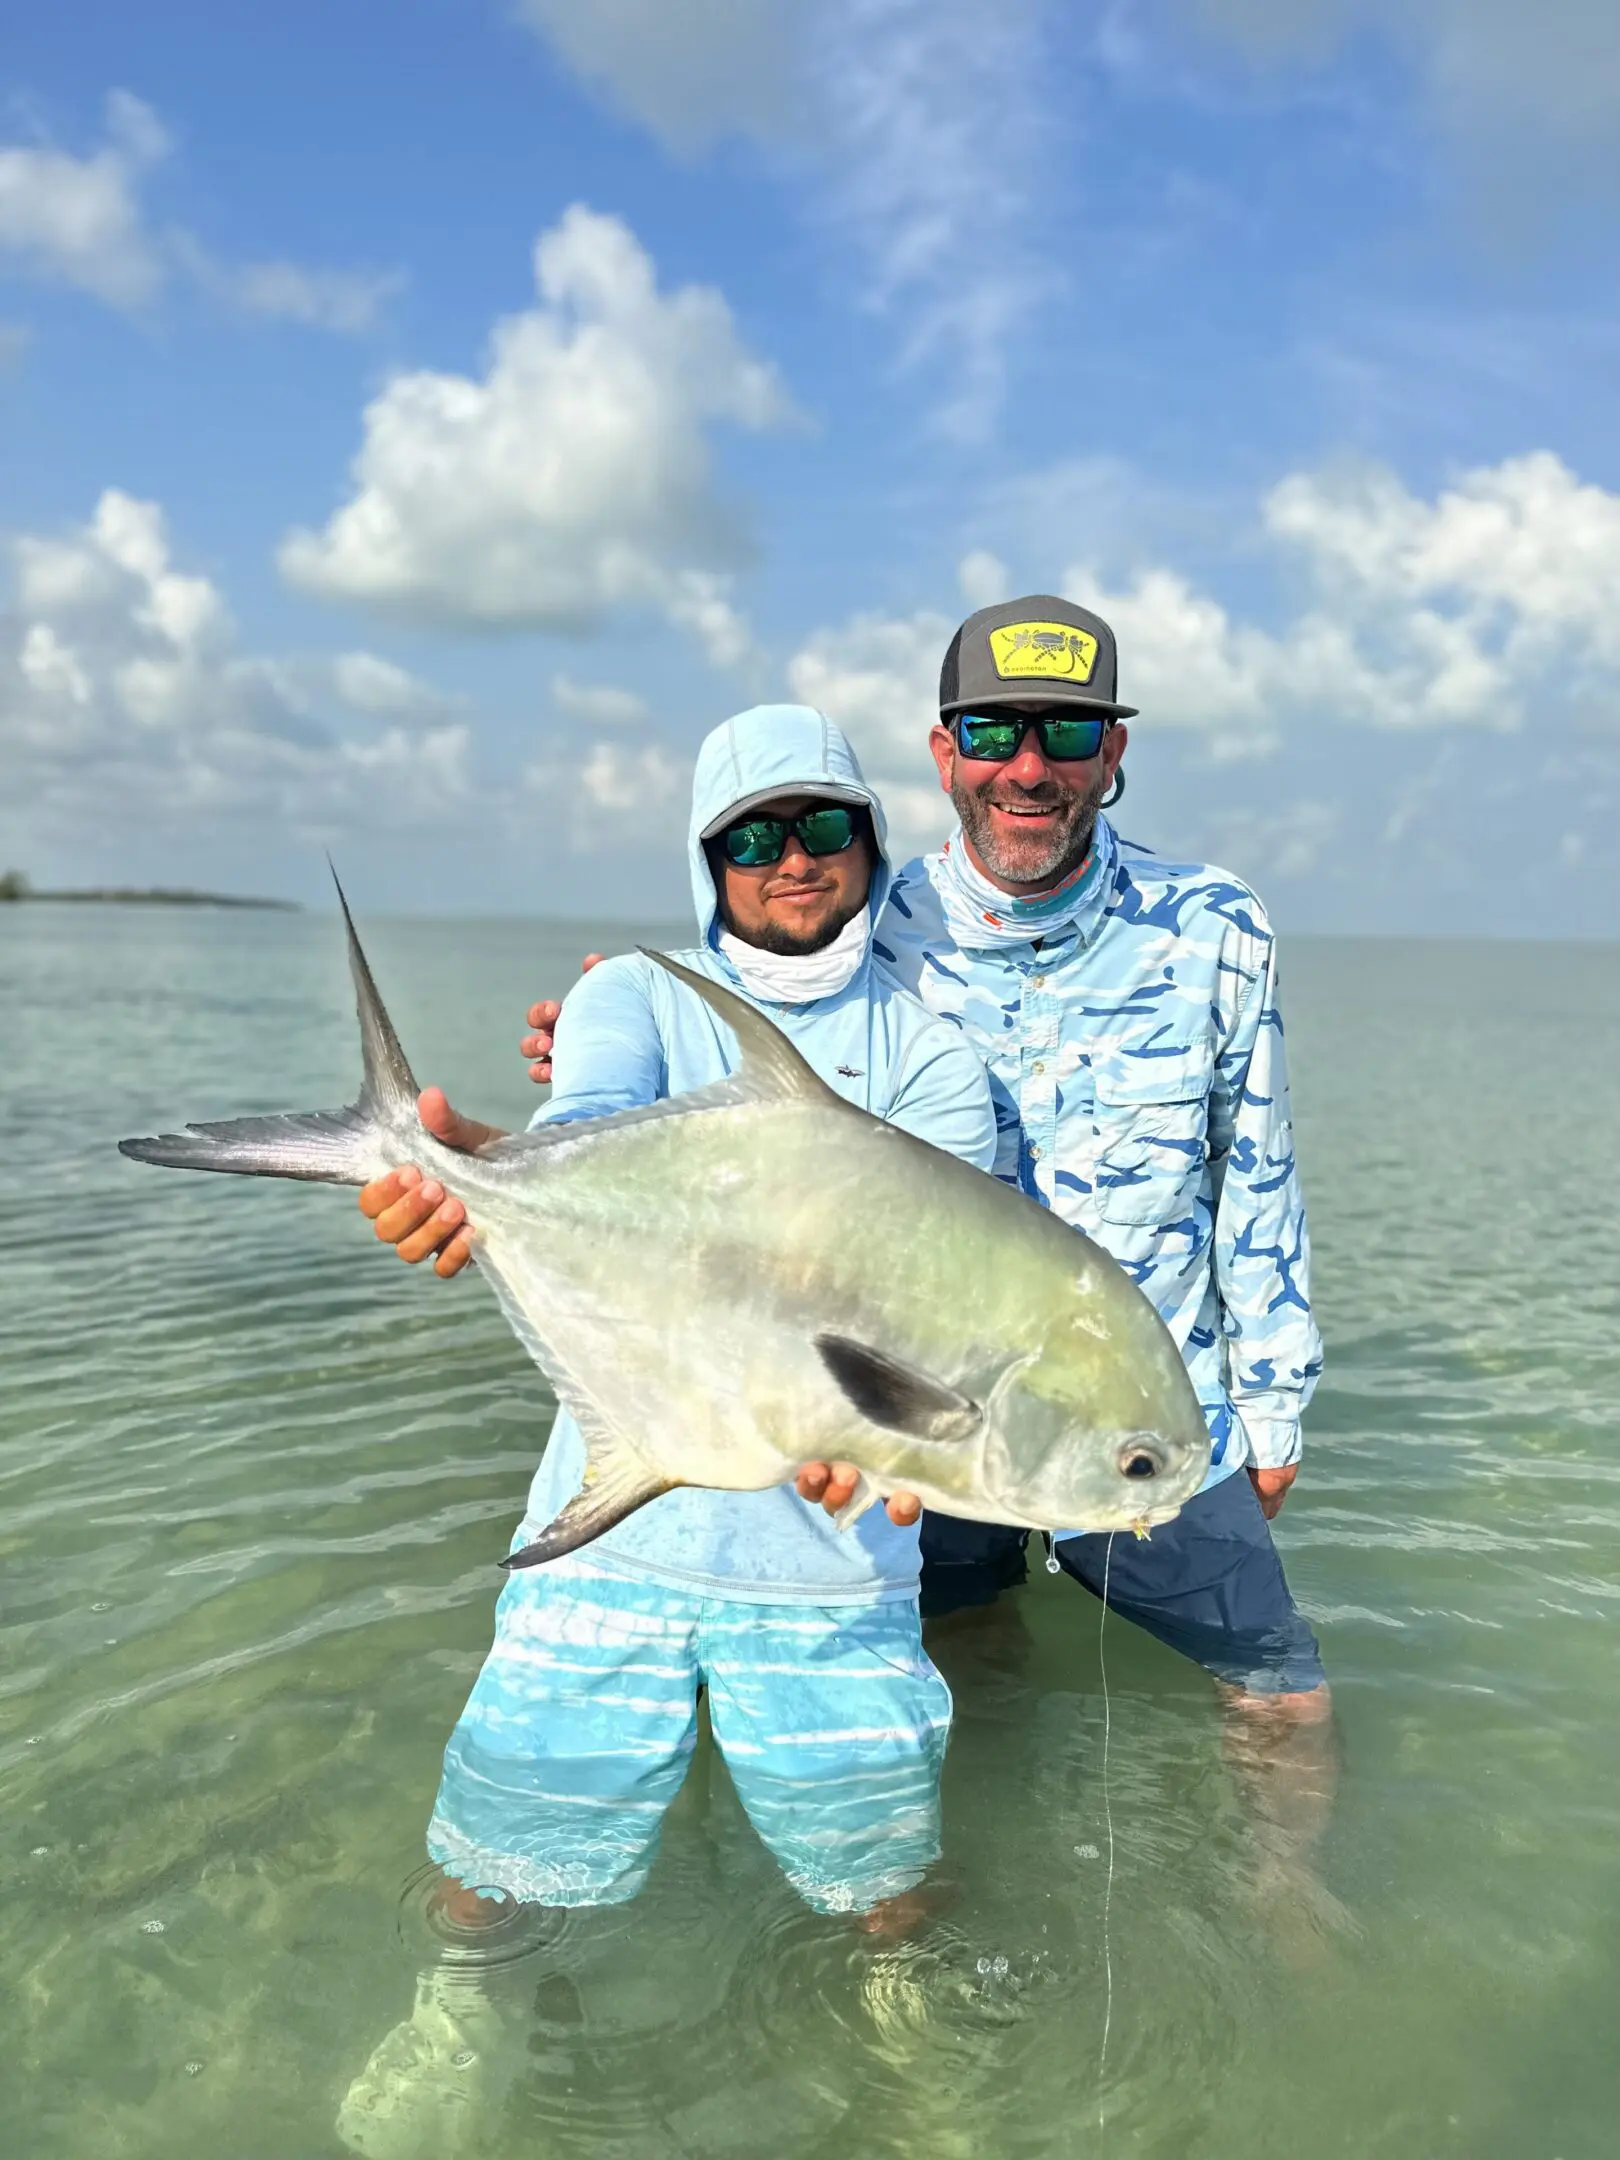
[4,911,1617,2157]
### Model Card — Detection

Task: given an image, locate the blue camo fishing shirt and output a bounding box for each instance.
[875,815,1323,1504]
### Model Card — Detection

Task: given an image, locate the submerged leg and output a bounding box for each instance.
[702,1592,954,1918]
[337,1559,704,2156]
[1052,1472,1341,1923]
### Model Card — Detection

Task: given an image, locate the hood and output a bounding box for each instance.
[688,704,891,946]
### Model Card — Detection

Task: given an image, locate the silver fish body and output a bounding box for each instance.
[121,889,1211,1564]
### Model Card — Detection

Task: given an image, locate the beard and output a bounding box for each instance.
[951,764,1111,888]
[747,889,866,955]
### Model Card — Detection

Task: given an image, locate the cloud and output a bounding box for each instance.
[0,90,167,306]
[521,734,693,863]
[512,0,802,154]
[0,92,400,333]
[1184,0,1620,198]
[550,674,651,726]
[517,0,1052,439]
[813,0,1053,440]
[2,490,469,841]
[776,455,1620,898]
[785,601,955,856]
[1058,451,1620,743]
[329,650,464,724]
[280,205,792,656]
[171,237,404,335]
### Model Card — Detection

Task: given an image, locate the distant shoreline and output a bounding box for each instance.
[0,888,299,911]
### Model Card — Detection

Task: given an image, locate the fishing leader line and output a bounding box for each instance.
[1097,1529,1117,2131]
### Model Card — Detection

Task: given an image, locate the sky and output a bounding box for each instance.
[2,0,1617,934]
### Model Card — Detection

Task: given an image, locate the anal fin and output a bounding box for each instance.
[504,1398,679,1572]
[504,1460,677,1571]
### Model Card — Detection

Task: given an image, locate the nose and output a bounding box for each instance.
[775,834,819,876]
[1002,726,1056,787]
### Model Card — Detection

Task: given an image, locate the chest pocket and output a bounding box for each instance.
[1092,1041,1212,1227]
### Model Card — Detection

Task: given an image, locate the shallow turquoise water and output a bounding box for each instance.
[3,906,1618,2158]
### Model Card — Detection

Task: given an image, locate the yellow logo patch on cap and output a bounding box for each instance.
[989,621,1098,683]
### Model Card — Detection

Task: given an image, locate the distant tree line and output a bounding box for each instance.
[0,869,295,909]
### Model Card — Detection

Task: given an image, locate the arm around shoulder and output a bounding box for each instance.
[534,952,668,1128]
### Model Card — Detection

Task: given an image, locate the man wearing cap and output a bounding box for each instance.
[816,595,1330,1731]
[438,606,1326,1737]
[517,601,1327,1734]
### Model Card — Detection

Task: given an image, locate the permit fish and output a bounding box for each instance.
[120,890,1211,1565]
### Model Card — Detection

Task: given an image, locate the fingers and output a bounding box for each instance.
[1246,1466,1298,1520]
[817,1463,863,1517]
[392,1189,468,1265]
[795,1464,919,1524]
[417,1086,500,1153]
[358,1164,421,1221]
[519,956,600,1083]
[523,1001,560,1086]
[432,1226,476,1278]
[360,1169,471,1267]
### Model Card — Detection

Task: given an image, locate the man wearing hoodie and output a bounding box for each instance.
[338,706,996,2160]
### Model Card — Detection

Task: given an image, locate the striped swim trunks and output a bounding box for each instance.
[428,1555,953,1915]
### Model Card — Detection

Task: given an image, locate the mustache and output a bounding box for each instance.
[986,787,1077,810]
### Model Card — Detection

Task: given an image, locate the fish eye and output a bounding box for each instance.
[1119,1447,1160,1481]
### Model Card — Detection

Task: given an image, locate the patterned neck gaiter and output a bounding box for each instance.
[932,814,1117,951]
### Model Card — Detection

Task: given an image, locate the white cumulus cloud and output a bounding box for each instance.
[1064,451,1620,742]
[279,205,792,653]
[0,92,399,333]
[785,604,955,857]
[2,491,469,844]
[0,90,167,307]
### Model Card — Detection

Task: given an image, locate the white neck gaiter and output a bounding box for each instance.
[718,906,871,1005]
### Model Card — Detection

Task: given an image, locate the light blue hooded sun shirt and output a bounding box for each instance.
[517,706,998,1605]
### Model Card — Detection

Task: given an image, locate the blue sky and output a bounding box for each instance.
[3,0,1617,932]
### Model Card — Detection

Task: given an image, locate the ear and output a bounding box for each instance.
[1102,721,1128,781]
[928,722,956,796]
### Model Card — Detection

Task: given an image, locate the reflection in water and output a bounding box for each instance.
[5,915,1620,2158]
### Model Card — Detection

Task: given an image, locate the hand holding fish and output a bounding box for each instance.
[358,1086,504,1278]
[521,954,605,1083]
[796,1461,922,1529]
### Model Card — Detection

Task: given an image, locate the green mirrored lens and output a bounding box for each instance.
[1040,717,1107,759]
[956,713,1107,762]
[720,806,859,865]
[957,718,1023,760]
[723,818,788,865]
[795,807,857,855]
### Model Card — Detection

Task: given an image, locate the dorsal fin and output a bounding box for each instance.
[638,949,842,1106]
[330,861,418,1118]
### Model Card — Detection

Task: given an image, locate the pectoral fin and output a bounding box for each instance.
[814,1334,982,1443]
